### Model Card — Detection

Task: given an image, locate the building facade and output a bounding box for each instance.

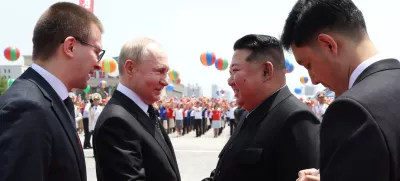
[184,83,202,98]
[0,65,29,79]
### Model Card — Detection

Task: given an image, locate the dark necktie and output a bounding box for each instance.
[63,97,82,150]
[63,97,76,129]
[148,105,165,140]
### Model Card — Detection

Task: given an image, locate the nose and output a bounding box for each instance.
[94,61,101,70]
[308,71,320,85]
[227,76,235,87]
[160,78,168,86]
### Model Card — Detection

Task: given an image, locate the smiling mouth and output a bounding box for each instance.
[232,88,239,95]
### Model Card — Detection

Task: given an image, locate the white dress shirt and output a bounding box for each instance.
[175,108,184,120]
[83,103,91,118]
[227,107,236,119]
[116,83,149,116]
[194,107,202,119]
[89,105,103,131]
[31,63,69,100]
[349,54,396,88]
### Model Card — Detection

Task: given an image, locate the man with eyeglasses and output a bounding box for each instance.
[0,2,104,181]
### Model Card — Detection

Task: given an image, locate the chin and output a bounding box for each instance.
[237,99,245,108]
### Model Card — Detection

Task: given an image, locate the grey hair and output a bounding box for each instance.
[118,37,159,75]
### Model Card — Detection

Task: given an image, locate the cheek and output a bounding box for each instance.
[145,74,160,87]
[234,73,252,91]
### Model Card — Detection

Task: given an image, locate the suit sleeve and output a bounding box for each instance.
[277,111,320,181]
[94,117,146,181]
[0,100,52,181]
[320,98,390,181]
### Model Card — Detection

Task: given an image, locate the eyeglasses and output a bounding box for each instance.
[61,37,105,62]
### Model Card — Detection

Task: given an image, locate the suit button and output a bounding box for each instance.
[217,170,221,176]
[228,144,233,150]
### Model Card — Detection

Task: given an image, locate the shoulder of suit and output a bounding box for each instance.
[1,84,51,111]
[95,104,142,132]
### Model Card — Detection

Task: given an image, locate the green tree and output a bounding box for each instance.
[0,76,8,96]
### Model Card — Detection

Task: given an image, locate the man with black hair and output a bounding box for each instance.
[202,34,320,181]
[281,0,400,181]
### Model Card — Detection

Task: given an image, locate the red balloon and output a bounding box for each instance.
[4,46,20,61]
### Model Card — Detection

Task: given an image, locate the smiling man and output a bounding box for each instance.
[281,0,400,181]
[93,38,181,181]
[202,34,320,181]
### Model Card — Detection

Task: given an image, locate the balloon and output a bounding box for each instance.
[285,59,294,73]
[300,76,309,84]
[83,85,91,93]
[99,80,107,88]
[7,79,14,87]
[172,78,181,84]
[168,69,180,81]
[220,89,225,95]
[108,67,119,77]
[4,46,20,61]
[294,88,302,94]
[215,58,228,71]
[200,52,216,66]
[166,84,174,92]
[101,58,117,73]
[216,90,220,96]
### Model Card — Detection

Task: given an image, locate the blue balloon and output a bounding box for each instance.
[166,84,174,92]
[285,59,290,67]
[294,88,302,94]
[216,90,220,96]
[285,59,294,73]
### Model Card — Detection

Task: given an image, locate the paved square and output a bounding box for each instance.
[81,127,231,181]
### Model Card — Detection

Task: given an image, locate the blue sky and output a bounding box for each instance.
[1,0,399,96]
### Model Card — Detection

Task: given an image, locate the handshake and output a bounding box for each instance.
[296,168,320,181]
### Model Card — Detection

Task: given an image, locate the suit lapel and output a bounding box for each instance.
[245,86,292,129]
[232,86,292,151]
[112,91,180,178]
[354,59,400,86]
[21,68,86,181]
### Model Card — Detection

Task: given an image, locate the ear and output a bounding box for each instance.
[62,36,77,58]
[263,61,274,81]
[124,59,137,76]
[317,34,338,56]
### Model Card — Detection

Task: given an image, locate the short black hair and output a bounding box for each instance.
[281,0,366,50]
[233,34,285,70]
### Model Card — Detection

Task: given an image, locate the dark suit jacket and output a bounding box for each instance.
[203,86,320,181]
[233,106,246,125]
[0,68,86,181]
[93,90,181,181]
[320,59,400,181]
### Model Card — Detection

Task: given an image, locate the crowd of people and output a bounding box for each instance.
[71,90,332,145]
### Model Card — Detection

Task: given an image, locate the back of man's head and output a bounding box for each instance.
[233,34,285,71]
[280,0,366,50]
[32,2,104,61]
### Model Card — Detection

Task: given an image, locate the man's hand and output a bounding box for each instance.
[296,168,320,181]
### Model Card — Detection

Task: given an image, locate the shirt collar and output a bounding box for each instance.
[116,83,149,115]
[31,63,69,100]
[348,54,394,88]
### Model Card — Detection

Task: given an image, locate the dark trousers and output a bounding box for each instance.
[194,119,202,137]
[229,119,236,136]
[83,118,92,148]
[202,118,207,134]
